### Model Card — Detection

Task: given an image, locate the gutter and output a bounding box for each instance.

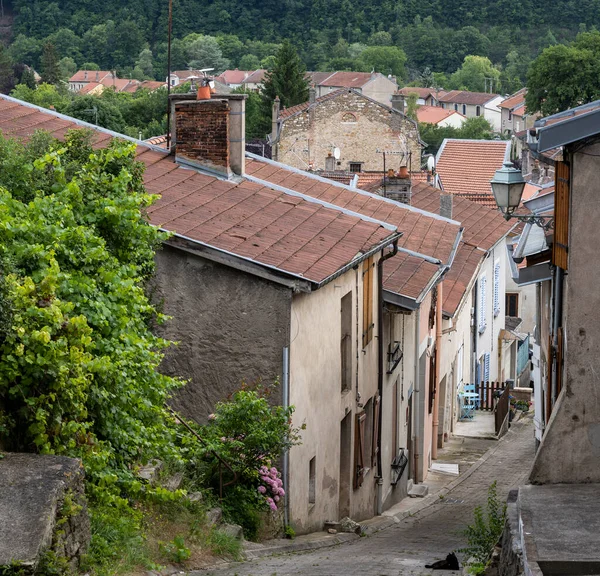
[376,239,399,515]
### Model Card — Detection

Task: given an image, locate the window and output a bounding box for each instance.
[462,104,467,115]
[493,260,501,317]
[506,293,519,317]
[349,162,362,173]
[341,112,357,123]
[308,456,316,504]
[478,274,487,334]
[364,397,373,471]
[428,353,436,414]
[371,394,380,468]
[508,110,512,121]
[341,292,352,392]
[362,257,374,348]
[476,105,481,117]
[454,104,458,111]
[484,352,490,382]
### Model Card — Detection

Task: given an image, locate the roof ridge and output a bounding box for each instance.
[245,152,461,226]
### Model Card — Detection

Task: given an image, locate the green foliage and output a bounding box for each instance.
[357,46,407,81]
[0,130,184,549]
[460,482,507,571]
[419,116,497,155]
[261,41,309,110]
[159,536,191,563]
[64,95,126,131]
[0,44,15,94]
[526,31,600,115]
[284,525,296,539]
[220,484,263,542]
[405,93,419,121]
[11,83,72,112]
[449,55,500,92]
[40,42,61,85]
[206,528,243,559]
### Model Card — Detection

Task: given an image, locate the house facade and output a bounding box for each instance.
[398,87,445,107]
[416,105,466,128]
[68,70,113,92]
[272,89,422,173]
[439,91,504,131]
[316,72,398,105]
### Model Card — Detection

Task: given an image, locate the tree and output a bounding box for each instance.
[406,93,419,120]
[40,42,61,85]
[58,56,77,80]
[19,66,37,90]
[0,44,15,94]
[7,34,41,68]
[64,95,126,132]
[10,82,71,111]
[449,55,500,92]
[419,116,497,154]
[135,48,154,79]
[186,34,230,72]
[261,41,309,110]
[357,46,407,80]
[239,54,261,70]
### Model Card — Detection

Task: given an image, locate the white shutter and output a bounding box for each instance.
[484,352,490,382]
[478,274,487,333]
[493,260,501,317]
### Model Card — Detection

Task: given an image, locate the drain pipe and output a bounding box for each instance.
[432,280,443,459]
[413,305,421,482]
[282,346,290,528]
[376,240,399,515]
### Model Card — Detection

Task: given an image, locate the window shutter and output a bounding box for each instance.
[354,412,366,488]
[493,261,500,317]
[371,394,380,468]
[478,274,487,333]
[484,352,490,383]
[553,161,570,270]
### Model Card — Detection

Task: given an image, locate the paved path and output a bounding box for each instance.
[198,417,535,576]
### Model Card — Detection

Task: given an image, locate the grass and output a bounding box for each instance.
[82,498,242,576]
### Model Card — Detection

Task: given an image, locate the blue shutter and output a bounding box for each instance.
[478,275,487,333]
[493,261,501,317]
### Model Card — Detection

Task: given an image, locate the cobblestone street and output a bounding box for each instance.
[197,416,535,576]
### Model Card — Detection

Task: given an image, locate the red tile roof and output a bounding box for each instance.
[417,105,465,125]
[215,70,253,85]
[318,71,378,88]
[409,181,513,315]
[99,77,134,92]
[308,71,336,85]
[69,70,113,83]
[0,94,397,285]
[499,89,527,110]
[244,157,462,301]
[78,82,102,95]
[439,90,499,106]
[436,139,510,206]
[398,87,437,99]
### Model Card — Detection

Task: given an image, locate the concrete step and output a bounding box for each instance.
[407,479,429,498]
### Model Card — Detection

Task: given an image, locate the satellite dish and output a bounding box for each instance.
[333,147,341,160]
[426,155,435,172]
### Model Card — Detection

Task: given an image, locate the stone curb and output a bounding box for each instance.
[193,416,532,572]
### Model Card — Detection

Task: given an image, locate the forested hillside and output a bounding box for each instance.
[8,0,597,81]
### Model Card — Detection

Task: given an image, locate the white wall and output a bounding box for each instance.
[438,113,467,129]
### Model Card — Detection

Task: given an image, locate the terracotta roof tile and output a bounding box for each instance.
[398,87,438,99]
[439,90,500,106]
[0,94,397,285]
[436,139,510,206]
[215,70,253,85]
[318,71,378,88]
[241,69,266,84]
[417,105,465,125]
[499,89,527,110]
[69,70,112,83]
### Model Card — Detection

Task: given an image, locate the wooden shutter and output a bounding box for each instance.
[354,412,366,488]
[362,257,374,348]
[553,161,570,270]
[484,352,490,382]
[371,394,380,468]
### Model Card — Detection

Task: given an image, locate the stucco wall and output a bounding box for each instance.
[361,76,398,105]
[530,142,600,483]
[152,245,290,422]
[277,90,421,173]
[288,261,380,533]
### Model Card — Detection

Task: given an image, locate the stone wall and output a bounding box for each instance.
[0,453,90,573]
[277,90,421,172]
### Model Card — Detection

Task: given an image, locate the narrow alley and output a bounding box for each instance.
[198,417,535,576]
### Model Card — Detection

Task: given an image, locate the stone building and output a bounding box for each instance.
[271,89,422,174]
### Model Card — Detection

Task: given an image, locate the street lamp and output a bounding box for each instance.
[490,161,553,229]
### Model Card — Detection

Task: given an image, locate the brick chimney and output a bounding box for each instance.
[169,93,247,177]
[309,86,316,104]
[382,170,412,204]
[84,71,88,81]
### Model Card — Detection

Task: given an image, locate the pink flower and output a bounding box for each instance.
[279,488,285,496]
[274,495,280,502]
[269,502,278,511]
[208,414,216,420]
[257,485,266,494]
[270,467,277,475]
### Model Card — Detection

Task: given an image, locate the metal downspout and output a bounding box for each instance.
[282,346,290,528]
[432,280,443,459]
[414,306,421,482]
[376,240,398,515]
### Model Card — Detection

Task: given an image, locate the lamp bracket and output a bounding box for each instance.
[502,212,554,231]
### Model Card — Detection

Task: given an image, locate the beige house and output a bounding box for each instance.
[68,70,113,92]
[439,90,504,131]
[271,89,422,174]
[316,72,398,105]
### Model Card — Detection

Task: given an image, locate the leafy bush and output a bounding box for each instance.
[460,482,507,574]
[159,536,191,563]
